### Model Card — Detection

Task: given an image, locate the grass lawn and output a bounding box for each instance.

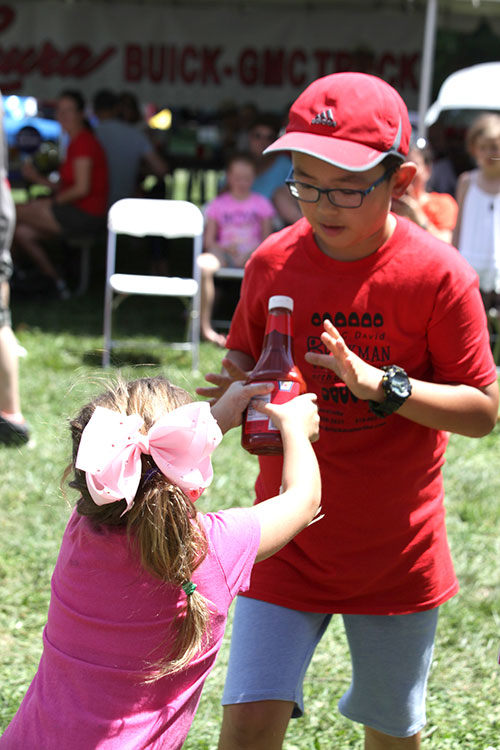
[0,282,499,748]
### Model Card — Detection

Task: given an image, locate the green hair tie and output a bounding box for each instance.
[182,581,197,597]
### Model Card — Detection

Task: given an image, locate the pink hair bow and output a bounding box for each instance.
[75,402,222,511]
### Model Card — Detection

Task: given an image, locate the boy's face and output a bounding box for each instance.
[291,153,407,261]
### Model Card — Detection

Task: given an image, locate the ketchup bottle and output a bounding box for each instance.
[241,295,306,455]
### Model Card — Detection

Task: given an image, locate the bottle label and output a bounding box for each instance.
[243,380,302,434]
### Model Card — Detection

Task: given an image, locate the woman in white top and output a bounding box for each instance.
[453,113,500,312]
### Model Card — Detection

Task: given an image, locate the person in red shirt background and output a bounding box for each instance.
[391,144,458,244]
[13,89,108,299]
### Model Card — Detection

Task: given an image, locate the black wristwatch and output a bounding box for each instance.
[369,365,412,417]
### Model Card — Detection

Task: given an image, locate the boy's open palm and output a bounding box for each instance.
[305,320,383,401]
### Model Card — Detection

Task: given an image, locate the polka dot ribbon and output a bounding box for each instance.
[75,402,222,512]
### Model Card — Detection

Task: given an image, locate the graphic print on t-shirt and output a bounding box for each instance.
[306,308,391,434]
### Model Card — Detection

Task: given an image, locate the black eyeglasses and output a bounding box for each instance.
[286,167,396,209]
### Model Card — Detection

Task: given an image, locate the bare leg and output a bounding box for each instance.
[0,281,20,415]
[218,700,294,750]
[14,199,63,282]
[198,252,227,347]
[0,324,21,417]
[365,726,421,750]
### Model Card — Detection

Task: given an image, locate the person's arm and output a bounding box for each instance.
[272,184,302,225]
[53,156,92,204]
[143,148,168,179]
[209,379,272,434]
[250,394,321,561]
[196,352,256,404]
[260,215,274,242]
[305,319,498,438]
[20,160,54,190]
[451,171,471,248]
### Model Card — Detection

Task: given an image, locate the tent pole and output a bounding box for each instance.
[417,0,438,141]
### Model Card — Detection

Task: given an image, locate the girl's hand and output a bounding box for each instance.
[210,380,273,434]
[256,393,320,443]
[196,357,249,404]
[304,320,384,402]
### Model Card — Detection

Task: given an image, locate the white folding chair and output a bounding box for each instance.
[102,198,203,371]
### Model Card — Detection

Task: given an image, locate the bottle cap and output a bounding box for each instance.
[268,295,293,312]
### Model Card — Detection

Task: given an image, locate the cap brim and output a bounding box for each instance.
[264,132,394,171]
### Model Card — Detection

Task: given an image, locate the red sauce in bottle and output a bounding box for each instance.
[241,295,306,455]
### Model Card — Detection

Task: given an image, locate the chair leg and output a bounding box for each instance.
[102,287,113,368]
[74,241,92,297]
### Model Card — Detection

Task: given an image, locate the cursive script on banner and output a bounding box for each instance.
[0,5,116,92]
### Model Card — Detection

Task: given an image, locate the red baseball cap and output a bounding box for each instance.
[264,73,411,171]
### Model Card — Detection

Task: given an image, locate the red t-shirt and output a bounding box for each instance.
[59,129,108,216]
[227,215,496,615]
[423,192,458,232]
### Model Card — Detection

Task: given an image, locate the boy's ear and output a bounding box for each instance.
[391,163,417,198]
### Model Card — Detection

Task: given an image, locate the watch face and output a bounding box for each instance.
[391,371,411,398]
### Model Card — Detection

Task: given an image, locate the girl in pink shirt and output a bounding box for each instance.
[1,375,320,750]
[199,152,276,347]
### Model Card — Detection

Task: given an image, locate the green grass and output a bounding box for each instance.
[1,287,499,749]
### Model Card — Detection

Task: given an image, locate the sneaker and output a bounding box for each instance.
[0,415,31,446]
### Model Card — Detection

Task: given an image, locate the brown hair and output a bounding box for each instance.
[65,376,211,680]
[466,113,500,155]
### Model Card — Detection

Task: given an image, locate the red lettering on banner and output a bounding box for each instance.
[201,47,221,84]
[148,46,165,83]
[335,51,352,72]
[0,39,116,80]
[180,45,197,83]
[239,48,258,85]
[400,53,419,89]
[263,48,284,85]
[125,44,142,81]
[377,52,397,87]
[288,48,306,86]
[0,5,14,33]
[168,46,177,83]
[314,49,331,78]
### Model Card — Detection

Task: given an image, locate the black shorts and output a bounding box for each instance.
[52,203,106,236]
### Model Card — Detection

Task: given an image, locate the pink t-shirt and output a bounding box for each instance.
[1,507,260,749]
[205,191,275,258]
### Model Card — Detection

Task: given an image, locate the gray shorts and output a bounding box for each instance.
[222,597,439,738]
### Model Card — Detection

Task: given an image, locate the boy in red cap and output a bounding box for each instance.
[198,73,498,750]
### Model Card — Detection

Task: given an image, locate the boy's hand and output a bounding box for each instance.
[210,380,273,434]
[305,320,384,402]
[256,393,320,443]
[196,357,249,405]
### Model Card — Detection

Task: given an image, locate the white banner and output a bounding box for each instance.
[0,2,429,111]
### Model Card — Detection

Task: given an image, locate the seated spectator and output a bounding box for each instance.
[247,114,302,227]
[392,144,458,244]
[12,90,108,299]
[93,89,168,207]
[199,152,275,347]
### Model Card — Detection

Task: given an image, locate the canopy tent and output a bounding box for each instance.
[10,0,500,136]
[424,61,500,126]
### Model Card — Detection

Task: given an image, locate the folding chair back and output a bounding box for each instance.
[102,198,203,370]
